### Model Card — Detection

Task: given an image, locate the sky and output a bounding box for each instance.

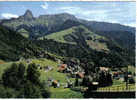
[0,1,136,27]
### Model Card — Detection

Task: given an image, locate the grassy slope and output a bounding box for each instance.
[31,58,68,82]
[17,28,29,38]
[0,58,83,98]
[49,87,83,98]
[39,26,78,44]
[39,25,109,51]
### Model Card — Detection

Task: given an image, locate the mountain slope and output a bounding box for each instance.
[0,25,59,61]
[40,25,109,51]
[0,25,38,61]
[35,25,135,67]
[0,10,135,66]
[79,19,135,33]
[95,30,135,50]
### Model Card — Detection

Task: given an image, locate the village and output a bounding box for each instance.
[22,58,135,92]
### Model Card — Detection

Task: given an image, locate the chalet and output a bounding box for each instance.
[58,64,67,72]
[52,80,60,88]
[44,66,53,72]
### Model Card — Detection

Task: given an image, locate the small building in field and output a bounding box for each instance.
[44,66,53,72]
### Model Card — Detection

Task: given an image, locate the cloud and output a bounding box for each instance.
[59,3,135,27]
[59,6,81,15]
[41,2,48,10]
[82,10,107,16]
[60,6,108,21]
[60,6,107,16]
[1,13,19,19]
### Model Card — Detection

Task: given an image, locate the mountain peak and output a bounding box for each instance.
[23,10,34,20]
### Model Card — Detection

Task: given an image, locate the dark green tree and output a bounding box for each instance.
[23,81,42,98]
[2,63,18,88]
[106,72,113,85]
[75,78,79,86]
[98,71,106,87]
[99,57,109,67]
[1,63,50,98]
[87,61,95,72]
[26,63,40,85]
[18,63,26,79]
[0,86,17,98]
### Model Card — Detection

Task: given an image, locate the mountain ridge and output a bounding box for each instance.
[0,10,135,34]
